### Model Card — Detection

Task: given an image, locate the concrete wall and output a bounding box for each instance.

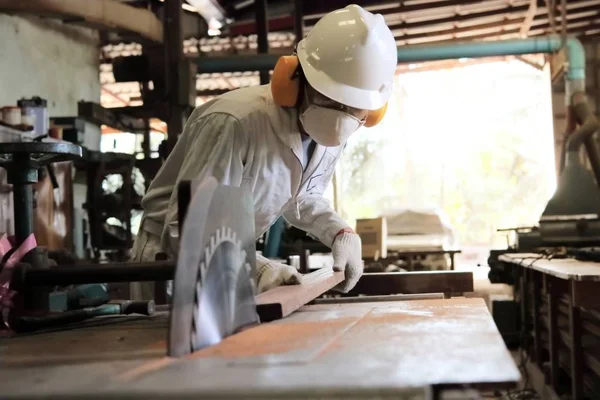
[0,14,100,117]
[0,14,101,250]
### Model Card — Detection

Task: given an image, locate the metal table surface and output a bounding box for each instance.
[0,298,519,399]
[499,253,600,281]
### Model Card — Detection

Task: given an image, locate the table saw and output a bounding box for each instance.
[1,178,520,398]
[1,297,519,399]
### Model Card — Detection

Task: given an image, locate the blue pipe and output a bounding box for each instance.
[196,35,585,81]
[263,217,285,258]
[397,35,585,81]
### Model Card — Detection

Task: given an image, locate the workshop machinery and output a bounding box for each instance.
[1,157,474,333]
[4,33,591,397]
[0,122,500,400]
[479,31,600,400]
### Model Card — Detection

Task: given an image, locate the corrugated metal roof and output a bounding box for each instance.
[100,0,600,108]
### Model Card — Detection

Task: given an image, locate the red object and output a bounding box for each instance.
[334,228,354,241]
[0,233,38,328]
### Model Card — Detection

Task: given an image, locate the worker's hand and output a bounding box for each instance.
[331,230,363,293]
[256,257,303,294]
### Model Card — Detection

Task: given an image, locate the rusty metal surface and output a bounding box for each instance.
[0,162,73,250]
[1,313,168,368]
[500,253,600,281]
[0,298,519,398]
[256,268,344,322]
[347,271,474,296]
[34,161,73,251]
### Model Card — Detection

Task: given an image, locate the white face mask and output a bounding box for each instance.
[299,105,363,147]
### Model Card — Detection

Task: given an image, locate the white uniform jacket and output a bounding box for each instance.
[139,84,349,254]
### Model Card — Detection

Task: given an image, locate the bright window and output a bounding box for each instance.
[334,60,556,247]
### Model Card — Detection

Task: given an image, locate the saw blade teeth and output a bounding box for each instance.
[199,261,206,280]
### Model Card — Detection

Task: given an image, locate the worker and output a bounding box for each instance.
[131,4,397,298]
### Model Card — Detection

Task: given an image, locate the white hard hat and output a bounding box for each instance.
[296,4,397,111]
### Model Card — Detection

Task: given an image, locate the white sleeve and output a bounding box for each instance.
[160,113,247,248]
[281,150,350,248]
[282,195,349,248]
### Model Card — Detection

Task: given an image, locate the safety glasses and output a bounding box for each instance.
[305,84,368,121]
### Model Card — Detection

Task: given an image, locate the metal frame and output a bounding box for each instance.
[371,249,462,271]
[0,142,83,246]
[345,271,474,297]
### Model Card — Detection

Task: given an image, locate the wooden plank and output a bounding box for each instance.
[256,268,344,322]
[111,298,519,397]
[519,0,538,37]
[0,0,163,43]
[500,253,600,281]
[348,270,474,296]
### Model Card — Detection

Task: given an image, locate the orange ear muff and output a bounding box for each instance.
[271,56,301,107]
[364,102,388,128]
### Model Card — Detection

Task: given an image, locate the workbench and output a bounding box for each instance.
[499,253,600,400]
[1,297,519,399]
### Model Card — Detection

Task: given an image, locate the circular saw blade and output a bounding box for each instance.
[168,177,259,357]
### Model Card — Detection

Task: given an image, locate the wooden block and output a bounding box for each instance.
[0,0,163,43]
[256,268,344,322]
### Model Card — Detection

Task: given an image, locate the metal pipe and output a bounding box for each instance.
[293,0,303,43]
[396,35,585,81]
[13,183,33,245]
[165,0,185,155]
[263,217,284,258]
[566,93,599,153]
[584,137,600,186]
[196,35,586,82]
[22,261,175,286]
[255,0,269,85]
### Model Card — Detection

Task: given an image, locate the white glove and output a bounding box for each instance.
[331,231,364,293]
[256,255,303,294]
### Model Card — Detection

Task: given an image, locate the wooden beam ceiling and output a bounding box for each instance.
[0,0,164,43]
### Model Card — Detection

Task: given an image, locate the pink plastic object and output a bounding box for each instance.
[0,233,37,326]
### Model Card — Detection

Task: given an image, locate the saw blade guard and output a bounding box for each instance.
[168,177,259,357]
